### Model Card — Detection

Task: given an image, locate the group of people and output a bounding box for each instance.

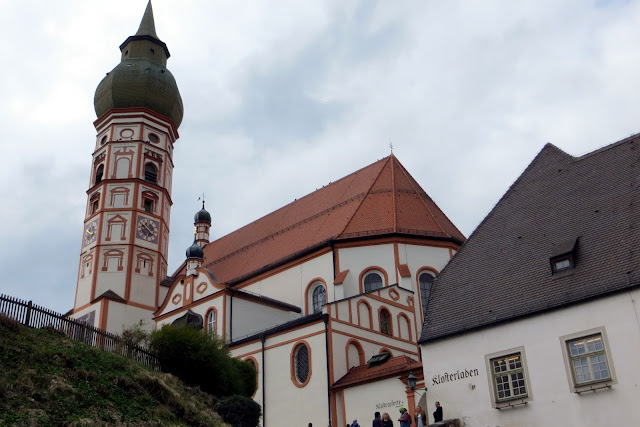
[347,401,443,427]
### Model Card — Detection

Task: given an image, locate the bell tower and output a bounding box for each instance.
[71,1,183,333]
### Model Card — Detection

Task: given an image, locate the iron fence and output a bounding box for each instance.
[0,294,160,371]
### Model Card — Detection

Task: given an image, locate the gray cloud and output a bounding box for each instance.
[2,0,640,314]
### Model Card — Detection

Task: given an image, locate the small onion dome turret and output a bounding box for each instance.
[186,240,204,259]
[94,1,183,128]
[194,201,211,223]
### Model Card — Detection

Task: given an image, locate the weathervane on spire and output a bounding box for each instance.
[198,192,206,208]
[389,141,394,154]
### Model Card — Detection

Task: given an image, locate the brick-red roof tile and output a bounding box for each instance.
[332,355,422,389]
[175,155,465,284]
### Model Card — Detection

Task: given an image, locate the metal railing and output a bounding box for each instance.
[0,294,160,371]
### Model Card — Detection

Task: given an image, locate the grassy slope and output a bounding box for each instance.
[0,316,228,426]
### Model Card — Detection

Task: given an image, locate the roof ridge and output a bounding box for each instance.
[393,156,448,236]
[391,155,397,233]
[574,131,640,161]
[337,156,393,237]
[424,143,573,317]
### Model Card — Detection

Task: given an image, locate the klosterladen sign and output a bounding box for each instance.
[432,368,479,386]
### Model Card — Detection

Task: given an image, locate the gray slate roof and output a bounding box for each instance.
[419,135,640,343]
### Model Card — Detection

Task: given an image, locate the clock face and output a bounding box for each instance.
[84,220,98,246]
[137,217,159,243]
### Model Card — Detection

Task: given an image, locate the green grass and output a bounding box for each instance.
[0,314,228,426]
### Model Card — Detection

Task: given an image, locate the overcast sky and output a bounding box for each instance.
[1,0,639,314]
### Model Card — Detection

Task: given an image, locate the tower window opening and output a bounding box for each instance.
[95,164,104,184]
[90,193,100,214]
[144,198,154,213]
[144,163,158,184]
[150,48,155,54]
[125,50,128,56]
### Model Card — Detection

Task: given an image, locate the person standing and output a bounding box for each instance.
[398,407,411,427]
[414,406,425,427]
[373,411,383,427]
[433,401,443,423]
[351,420,361,427]
[381,412,394,427]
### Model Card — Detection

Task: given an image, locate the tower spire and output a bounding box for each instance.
[135,1,158,38]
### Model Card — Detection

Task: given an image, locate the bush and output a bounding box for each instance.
[231,357,257,397]
[149,325,242,397]
[215,395,261,427]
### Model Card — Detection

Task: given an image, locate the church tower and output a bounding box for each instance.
[71,2,183,333]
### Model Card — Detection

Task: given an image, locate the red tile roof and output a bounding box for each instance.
[175,155,465,284]
[331,354,422,389]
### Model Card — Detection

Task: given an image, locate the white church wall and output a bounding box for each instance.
[94,247,127,300]
[341,376,409,427]
[420,289,640,427]
[400,244,452,289]
[230,296,300,341]
[72,303,102,328]
[75,262,94,308]
[105,301,154,334]
[337,244,395,297]
[240,251,333,309]
[262,325,327,427]
[231,320,328,427]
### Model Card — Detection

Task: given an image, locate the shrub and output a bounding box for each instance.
[215,395,261,427]
[149,325,241,397]
[231,358,257,397]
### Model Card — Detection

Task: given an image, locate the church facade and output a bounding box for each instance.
[69,4,465,426]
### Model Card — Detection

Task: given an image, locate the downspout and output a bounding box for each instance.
[261,333,266,427]
[323,314,332,426]
[229,289,233,342]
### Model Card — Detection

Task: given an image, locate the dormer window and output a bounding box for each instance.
[550,237,579,274]
[552,257,573,272]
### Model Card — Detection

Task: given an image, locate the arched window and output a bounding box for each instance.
[145,163,158,184]
[312,286,326,313]
[206,309,216,336]
[419,272,434,318]
[292,343,311,386]
[95,164,104,184]
[380,309,391,335]
[364,272,383,292]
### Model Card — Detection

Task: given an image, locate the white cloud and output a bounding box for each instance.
[2,0,640,313]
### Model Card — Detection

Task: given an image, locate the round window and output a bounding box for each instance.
[148,133,159,143]
[100,135,107,144]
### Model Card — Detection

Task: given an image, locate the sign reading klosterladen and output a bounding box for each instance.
[432,368,479,385]
[375,399,405,410]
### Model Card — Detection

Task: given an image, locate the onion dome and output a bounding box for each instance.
[94,1,183,127]
[194,201,211,223]
[186,239,204,259]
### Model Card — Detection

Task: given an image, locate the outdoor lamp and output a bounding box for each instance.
[407,372,417,391]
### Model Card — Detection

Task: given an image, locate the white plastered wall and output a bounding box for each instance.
[105,301,155,334]
[231,321,328,427]
[420,289,640,427]
[239,252,333,310]
[338,244,395,297]
[230,296,300,341]
[340,376,410,427]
